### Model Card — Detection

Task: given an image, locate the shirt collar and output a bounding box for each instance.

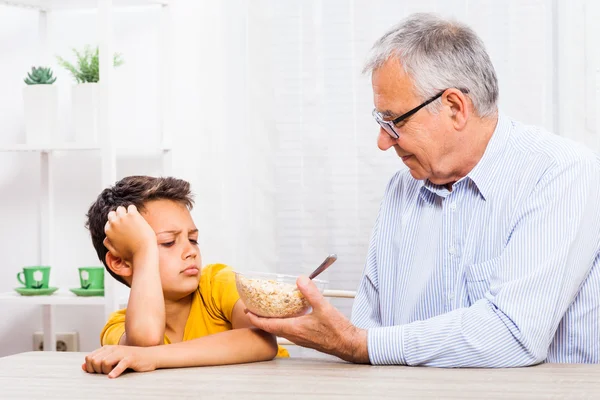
[421,180,451,199]
[466,113,512,201]
[419,113,512,202]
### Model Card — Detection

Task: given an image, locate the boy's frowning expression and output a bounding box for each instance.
[141,199,202,299]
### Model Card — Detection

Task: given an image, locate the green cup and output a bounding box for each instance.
[17,266,51,289]
[79,267,104,290]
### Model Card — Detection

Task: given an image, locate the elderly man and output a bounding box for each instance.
[248,13,600,367]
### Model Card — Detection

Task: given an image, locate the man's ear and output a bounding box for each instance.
[105,251,133,280]
[443,88,469,131]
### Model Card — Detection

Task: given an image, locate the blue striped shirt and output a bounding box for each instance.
[351,114,600,367]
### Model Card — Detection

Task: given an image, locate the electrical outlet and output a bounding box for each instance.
[33,331,79,352]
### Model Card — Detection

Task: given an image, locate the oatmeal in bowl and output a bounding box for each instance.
[235,272,327,318]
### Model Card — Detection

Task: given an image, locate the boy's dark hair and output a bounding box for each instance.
[85,176,194,286]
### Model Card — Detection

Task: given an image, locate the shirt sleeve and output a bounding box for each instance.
[203,263,241,323]
[100,309,127,345]
[366,156,600,367]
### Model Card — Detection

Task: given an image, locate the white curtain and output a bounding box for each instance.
[177,0,600,321]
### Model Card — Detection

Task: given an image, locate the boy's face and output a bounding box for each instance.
[141,199,202,298]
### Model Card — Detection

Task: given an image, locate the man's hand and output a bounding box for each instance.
[246,276,370,364]
[103,204,157,263]
[82,345,158,379]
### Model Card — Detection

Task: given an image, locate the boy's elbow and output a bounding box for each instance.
[133,338,163,347]
[124,320,165,347]
[125,331,164,347]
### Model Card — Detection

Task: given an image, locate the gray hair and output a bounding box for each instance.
[363,13,498,118]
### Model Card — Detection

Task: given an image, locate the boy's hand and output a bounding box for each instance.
[82,345,158,379]
[103,204,157,263]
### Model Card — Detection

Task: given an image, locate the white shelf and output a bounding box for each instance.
[0,0,169,11]
[0,289,105,305]
[1,0,173,351]
[0,143,172,155]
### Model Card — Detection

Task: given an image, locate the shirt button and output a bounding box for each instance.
[449,246,456,255]
[450,202,457,211]
[448,292,455,300]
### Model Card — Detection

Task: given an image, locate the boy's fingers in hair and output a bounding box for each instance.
[107,210,117,222]
[127,204,138,214]
[116,206,127,217]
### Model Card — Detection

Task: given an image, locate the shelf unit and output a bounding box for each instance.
[0,144,172,154]
[0,0,173,352]
[0,0,169,10]
[0,290,106,306]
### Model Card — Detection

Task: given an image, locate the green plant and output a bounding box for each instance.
[24,66,57,85]
[56,45,124,84]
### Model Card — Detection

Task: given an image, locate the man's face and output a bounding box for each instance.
[372,59,453,184]
[141,199,202,299]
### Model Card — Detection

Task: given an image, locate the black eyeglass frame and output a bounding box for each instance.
[372,88,470,139]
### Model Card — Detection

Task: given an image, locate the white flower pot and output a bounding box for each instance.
[22,85,58,145]
[71,83,98,145]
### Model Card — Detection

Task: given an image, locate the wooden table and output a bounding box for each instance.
[1,352,599,399]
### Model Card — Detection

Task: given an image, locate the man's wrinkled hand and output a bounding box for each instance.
[245,276,369,364]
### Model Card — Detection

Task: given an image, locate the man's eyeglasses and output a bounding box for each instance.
[372,88,469,139]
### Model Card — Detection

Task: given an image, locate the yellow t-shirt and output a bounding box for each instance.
[100,263,289,358]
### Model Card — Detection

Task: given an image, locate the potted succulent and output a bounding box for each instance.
[22,66,58,144]
[57,45,124,144]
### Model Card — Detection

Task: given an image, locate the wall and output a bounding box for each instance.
[0,0,597,357]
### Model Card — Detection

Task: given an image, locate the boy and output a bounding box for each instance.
[83,176,284,378]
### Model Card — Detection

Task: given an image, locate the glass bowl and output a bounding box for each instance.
[235,271,327,318]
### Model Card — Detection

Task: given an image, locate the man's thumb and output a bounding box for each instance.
[296,276,324,309]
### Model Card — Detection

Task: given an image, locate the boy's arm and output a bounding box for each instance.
[123,246,164,346]
[153,299,278,368]
[104,205,165,347]
[84,300,278,378]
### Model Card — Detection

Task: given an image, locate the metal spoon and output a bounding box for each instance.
[292,254,337,293]
[308,254,337,280]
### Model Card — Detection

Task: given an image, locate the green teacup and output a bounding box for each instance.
[17,266,51,289]
[79,267,104,290]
